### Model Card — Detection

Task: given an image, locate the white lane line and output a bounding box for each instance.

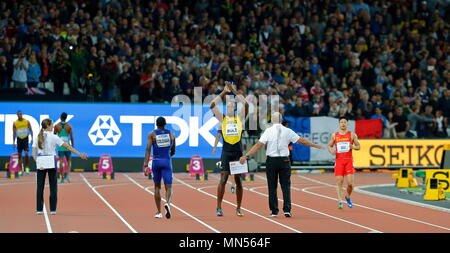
[94,183,134,189]
[297,175,450,231]
[123,174,221,233]
[34,172,53,233]
[43,203,53,233]
[0,181,35,186]
[252,174,380,233]
[174,175,303,233]
[80,174,138,233]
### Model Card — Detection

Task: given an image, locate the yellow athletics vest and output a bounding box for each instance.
[14,119,30,139]
[221,116,243,145]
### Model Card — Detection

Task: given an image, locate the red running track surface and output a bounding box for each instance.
[0,171,449,233]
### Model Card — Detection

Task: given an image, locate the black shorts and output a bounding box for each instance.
[221,151,243,172]
[17,137,29,153]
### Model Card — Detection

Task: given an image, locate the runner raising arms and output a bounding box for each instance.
[328,116,361,209]
[210,81,248,217]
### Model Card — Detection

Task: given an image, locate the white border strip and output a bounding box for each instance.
[123,174,221,233]
[80,174,138,233]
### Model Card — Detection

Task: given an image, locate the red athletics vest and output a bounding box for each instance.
[334,131,353,159]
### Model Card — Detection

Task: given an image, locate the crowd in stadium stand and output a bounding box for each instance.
[0,0,449,139]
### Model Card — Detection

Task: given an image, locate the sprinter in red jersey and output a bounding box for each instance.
[327,116,361,209]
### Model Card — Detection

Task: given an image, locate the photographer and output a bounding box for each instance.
[12,49,29,88]
[50,54,71,95]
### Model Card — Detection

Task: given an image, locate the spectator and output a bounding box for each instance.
[370,107,388,129]
[12,49,28,88]
[392,106,410,138]
[328,100,340,118]
[0,0,448,127]
[99,56,119,101]
[26,54,41,88]
[50,54,71,95]
[384,111,398,138]
[416,105,435,138]
[139,65,153,103]
[69,45,87,94]
[438,89,450,118]
[0,56,10,88]
[310,80,325,99]
[434,110,448,137]
[118,63,133,102]
[309,93,325,116]
[287,97,309,117]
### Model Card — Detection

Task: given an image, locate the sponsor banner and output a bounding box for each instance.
[0,102,221,158]
[353,139,449,168]
[285,116,355,161]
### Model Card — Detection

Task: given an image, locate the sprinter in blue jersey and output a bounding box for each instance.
[143,117,176,219]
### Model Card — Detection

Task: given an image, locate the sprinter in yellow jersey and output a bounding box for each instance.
[210,81,248,217]
[12,111,33,175]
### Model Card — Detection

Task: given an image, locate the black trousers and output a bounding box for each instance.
[36,168,58,212]
[265,156,291,214]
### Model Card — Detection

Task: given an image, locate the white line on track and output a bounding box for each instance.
[43,203,53,233]
[251,174,381,233]
[93,183,134,189]
[33,172,53,233]
[122,174,221,233]
[80,173,138,233]
[296,175,450,231]
[174,175,303,233]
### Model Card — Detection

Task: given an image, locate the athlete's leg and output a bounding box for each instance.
[24,150,30,171]
[17,150,23,172]
[66,152,72,179]
[216,171,229,210]
[231,175,236,193]
[154,182,162,214]
[233,174,243,209]
[59,158,64,180]
[345,174,354,197]
[152,161,163,214]
[162,162,173,206]
[164,184,172,204]
[335,176,345,203]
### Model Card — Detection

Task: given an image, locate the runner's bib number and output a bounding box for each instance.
[61,136,69,144]
[226,123,239,136]
[16,128,28,138]
[337,142,350,153]
[156,134,171,147]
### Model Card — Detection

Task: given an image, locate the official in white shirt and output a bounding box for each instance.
[239,112,324,217]
[32,119,87,215]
